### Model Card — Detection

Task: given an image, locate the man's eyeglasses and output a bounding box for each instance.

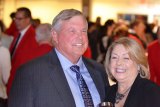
[14,17,27,21]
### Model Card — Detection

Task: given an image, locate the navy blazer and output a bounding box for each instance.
[8,49,109,107]
[105,75,160,107]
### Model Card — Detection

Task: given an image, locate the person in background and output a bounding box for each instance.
[129,20,147,49]
[35,23,53,47]
[0,36,11,107]
[97,19,116,64]
[105,37,160,107]
[23,23,53,60]
[7,7,39,94]
[95,16,102,29]
[0,20,13,49]
[152,18,159,38]
[5,12,18,37]
[0,20,6,32]
[107,24,144,51]
[147,26,160,86]
[32,18,41,28]
[83,45,92,58]
[88,21,99,60]
[8,9,109,107]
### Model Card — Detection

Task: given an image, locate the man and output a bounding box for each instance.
[5,12,18,37]
[34,23,53,56]
[7,7,39,94]
[8,9,109,107]
[148,26,160,86]
[23,23,53,60]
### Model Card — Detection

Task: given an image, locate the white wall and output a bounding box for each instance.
[3,0,81,27]
[91,0,160,25]
[2,0,160,27]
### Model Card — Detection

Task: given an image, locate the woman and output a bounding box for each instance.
[105,37,160,107]
[0,34,11,107]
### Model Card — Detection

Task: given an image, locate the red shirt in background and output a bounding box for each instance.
[83,46,92,58]
[148,40,160,86]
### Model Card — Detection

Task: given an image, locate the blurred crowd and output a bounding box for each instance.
[87,16,160,86]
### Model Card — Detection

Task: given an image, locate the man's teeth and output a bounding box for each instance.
[75,43,82,46]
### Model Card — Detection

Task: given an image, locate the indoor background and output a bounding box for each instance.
[1,0,160,27]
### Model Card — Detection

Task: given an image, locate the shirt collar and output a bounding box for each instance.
[54,48,83,70]
[20,24,31,36]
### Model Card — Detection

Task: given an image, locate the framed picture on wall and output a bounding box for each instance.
[117,13,148,23]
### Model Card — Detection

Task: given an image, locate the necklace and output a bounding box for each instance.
[115,87,131,104]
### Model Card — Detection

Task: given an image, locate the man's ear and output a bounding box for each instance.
[51,28,58,44]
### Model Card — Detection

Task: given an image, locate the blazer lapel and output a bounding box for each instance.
[83,58,105,101]
[16,26,32,51]
[10,32,19,52]
[47,50,75,107]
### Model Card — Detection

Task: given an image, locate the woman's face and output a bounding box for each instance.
[109,44,138,83]
[136,22,146,33]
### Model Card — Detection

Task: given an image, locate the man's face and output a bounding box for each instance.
[15,11,30,31]
[53,15,88,63]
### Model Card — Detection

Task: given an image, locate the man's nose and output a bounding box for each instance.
[76,31,82,39]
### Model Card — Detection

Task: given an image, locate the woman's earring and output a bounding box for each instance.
[138,65,140,73]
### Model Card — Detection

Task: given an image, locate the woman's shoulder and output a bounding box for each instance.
[0,45,10,55]
[142,78,160,93]
[137,78,160,106]
[138,77,160,89]
[134,77,160,98]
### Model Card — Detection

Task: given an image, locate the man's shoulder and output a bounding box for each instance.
[25,25,36,37]
[83,57,105,69]
[148,40,160,54]
[83,57,99,64]
[19,51,53,70]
